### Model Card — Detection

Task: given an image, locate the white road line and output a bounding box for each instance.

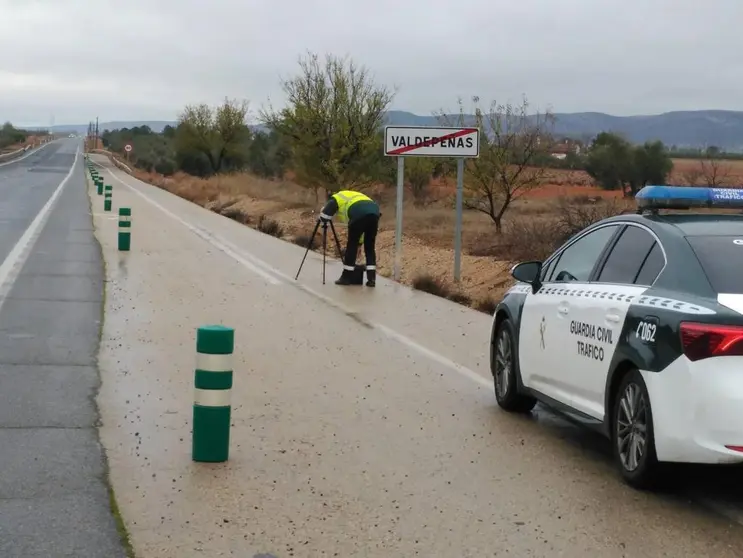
[94,160,492,392]
[0,140,54,168]
[0,146,80,312]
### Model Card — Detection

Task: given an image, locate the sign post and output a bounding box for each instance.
[124,143,132,161]
[383,125,480,282]
[394,156,405,280]
[454,158,465,281]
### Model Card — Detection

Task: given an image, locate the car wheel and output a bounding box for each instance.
[612,369,661,489]
[493,319,537,413]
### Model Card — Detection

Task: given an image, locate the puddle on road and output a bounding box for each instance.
[117,255,128,278]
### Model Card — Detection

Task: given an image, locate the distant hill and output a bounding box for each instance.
[385,110,743,151]
[43,121,176,135]
[44,110,743,151]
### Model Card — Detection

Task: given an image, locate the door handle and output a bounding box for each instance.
[606,312,621,323]
[558,304,569,315]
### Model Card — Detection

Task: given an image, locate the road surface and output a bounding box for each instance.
[87,153,743,558]
[0,140,127,557]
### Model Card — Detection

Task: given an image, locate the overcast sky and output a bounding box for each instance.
[0,0,741,126]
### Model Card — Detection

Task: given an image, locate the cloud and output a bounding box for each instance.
[0,0,741,125]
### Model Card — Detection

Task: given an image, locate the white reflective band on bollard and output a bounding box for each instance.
[194,388,231,407]
[195,352,233,372]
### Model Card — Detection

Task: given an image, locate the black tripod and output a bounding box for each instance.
[295,218,344,284]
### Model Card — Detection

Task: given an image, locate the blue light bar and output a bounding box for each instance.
[636,185,743,210]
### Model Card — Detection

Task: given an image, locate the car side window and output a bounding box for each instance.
[596,225,657,284]
[550,225,619,283]
[540,257,556,282]
[634,242,665,285]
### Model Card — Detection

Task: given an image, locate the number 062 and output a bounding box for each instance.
[636,321,656,342]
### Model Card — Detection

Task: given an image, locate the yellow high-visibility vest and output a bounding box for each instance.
[332,190,372,224]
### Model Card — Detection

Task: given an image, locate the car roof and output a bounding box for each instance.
[647,213,743,236]
[599,212,743,237]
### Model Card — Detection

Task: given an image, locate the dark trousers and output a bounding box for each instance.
[343,214,379,273]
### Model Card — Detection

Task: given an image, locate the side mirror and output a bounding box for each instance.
[511,261,542,292]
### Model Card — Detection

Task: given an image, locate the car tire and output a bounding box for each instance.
[612,369,661,489]
[493,319,537,413]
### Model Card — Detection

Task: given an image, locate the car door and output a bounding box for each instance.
[569,224,665,420]
[519,223,621,406]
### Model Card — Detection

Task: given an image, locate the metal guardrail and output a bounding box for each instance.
[90,149,134,174]
[0,138,54,164]
[0,147,25,163]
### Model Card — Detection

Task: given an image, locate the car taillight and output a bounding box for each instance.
[680,322,743,361]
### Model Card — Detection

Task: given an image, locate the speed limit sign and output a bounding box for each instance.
[124,144,132,152]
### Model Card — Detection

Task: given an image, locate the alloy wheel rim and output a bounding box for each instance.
[616,382,648,472]
[495,330,511,397]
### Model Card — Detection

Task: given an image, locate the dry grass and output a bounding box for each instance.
[411,273,472,306]
[669,157,743,185]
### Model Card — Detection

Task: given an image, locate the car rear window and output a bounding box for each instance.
[686,235,743,293]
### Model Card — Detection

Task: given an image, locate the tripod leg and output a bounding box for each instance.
[330,220,344,259]
[295,219,321,281]
[322,222,328,285]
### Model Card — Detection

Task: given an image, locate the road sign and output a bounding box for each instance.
[124,144,132,152]
[384,125,480,282]
[384,126,480,158]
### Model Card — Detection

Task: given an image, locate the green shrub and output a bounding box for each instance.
[154,158,176,176]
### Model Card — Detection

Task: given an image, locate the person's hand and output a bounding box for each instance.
[318,214,330,223]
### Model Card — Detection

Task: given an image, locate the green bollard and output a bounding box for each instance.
[118,208,131,251]
[97,180,104,196]
[104,184,112,212]
[192,325,234,463]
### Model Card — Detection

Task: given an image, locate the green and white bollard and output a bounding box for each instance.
[97,180,104,196]
[118,208,131,251]
[104,184,112,212]
[192,325,234,463]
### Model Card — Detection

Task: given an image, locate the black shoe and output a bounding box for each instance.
[366,280,375,287]
[335,274,353,285]
[366,270,376,287]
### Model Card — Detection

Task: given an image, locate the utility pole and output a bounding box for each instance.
[95,117,99,150]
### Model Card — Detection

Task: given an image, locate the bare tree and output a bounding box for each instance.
[681,167,703,186]
[699,153,733,186]
[260,51,395,204]
[437,95,556,232]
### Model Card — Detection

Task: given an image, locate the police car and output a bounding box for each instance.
[490,185,743,489]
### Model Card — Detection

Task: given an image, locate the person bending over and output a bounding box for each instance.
[318,190,380,287]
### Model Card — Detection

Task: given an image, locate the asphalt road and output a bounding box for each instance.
[90,154,743,558]
[0,140,127,557]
